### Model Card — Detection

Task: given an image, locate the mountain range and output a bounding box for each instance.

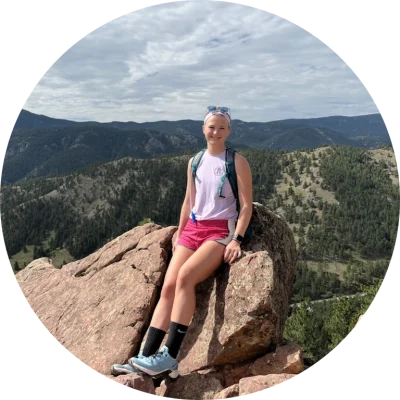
[1,109,391,185]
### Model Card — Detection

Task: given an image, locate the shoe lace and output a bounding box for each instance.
[148,349,168,361]
[149,350,163,360]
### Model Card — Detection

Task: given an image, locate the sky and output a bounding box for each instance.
[23,0,379,123]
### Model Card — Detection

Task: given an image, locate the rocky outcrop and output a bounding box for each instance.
[221,342,303,387]
[110,373,156,394]
[238,374,296,395]
[16,224,176,375]
[16,202,301,398]
[151,342,302,398]
[213,384,239,399]
[157,373,225,400]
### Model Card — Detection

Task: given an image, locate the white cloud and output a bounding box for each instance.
[23,1,378,123]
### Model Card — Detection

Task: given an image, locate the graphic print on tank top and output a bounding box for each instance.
[191,150,238,221]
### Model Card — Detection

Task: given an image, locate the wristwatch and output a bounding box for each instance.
[232,233,244,244]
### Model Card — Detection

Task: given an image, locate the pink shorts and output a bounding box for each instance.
[177,219,236,251]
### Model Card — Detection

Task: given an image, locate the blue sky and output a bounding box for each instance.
[23,1,378,123]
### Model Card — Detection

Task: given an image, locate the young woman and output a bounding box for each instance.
[111,106,253,378]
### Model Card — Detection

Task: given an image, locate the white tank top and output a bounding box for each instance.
[190,150,238,221]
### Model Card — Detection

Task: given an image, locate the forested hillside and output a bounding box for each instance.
[1,149,281,261]
[3,145,397,274]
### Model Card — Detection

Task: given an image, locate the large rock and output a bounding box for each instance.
[250,342,303,376]
[155,381,168,397]
[155,345,303,399]
[160,373,224,400]
[238,374,296,395]
[16,224,176,375]
[175,203,297,373]
[15,202,298,397]
[213,384,239,399]
[63,224,172,282]
[109,373,155,394]
[222,343,303,386]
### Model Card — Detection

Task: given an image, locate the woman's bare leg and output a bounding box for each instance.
[149,245,194,331]
[131,242,225,367]
[171,241,225,326]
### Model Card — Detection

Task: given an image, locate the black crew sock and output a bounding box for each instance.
[141,326,167,357]
[165,321,189,359]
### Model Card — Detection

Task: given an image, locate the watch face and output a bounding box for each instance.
[235,234,244,242]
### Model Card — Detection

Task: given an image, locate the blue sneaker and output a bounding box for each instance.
[129,346,179,379]
[111,351,143,376]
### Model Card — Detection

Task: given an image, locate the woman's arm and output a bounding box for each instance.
[223,153,252,263]
[234,153,253,237]
[174,158,195,247]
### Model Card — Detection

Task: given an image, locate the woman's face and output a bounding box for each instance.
[202,115,231,145]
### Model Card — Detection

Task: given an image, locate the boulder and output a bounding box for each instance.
[213,384,239,399]
[109,373,155,394]
[16,224,176,375]
[155,380,168,397]
[238,374,296,395]
[221,343,303,387]
[15,202,298,397]
[160,373,224,400]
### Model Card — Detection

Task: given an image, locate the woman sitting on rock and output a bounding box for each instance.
[111,106,253,378]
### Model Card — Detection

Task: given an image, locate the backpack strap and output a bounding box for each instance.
[224,148,253,244]
[224,148,240,213]
[190,149,206,223]
[217,148,235,199]
[191,149,206,179]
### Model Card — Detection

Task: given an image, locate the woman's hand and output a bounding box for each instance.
[224,240,242,264]
[173,237,179,253]
[173,231,183,253]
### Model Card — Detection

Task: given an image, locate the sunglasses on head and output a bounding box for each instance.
[206,106,231,117]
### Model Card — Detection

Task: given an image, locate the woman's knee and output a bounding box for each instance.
[160,280,176,300]
[176,267,197,290]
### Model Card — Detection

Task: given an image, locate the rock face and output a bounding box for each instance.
[16,202,301,398]
[238,374,296,395]
[160,373,224,400]
[154,343,302,399]
[110,373,156,394]
[213,384,239,399]
[16,224,176,375]
[221,342,303,387]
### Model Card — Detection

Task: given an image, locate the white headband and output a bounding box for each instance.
[204,111,231,127]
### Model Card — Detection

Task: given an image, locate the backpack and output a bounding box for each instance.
[191,148,253,244]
